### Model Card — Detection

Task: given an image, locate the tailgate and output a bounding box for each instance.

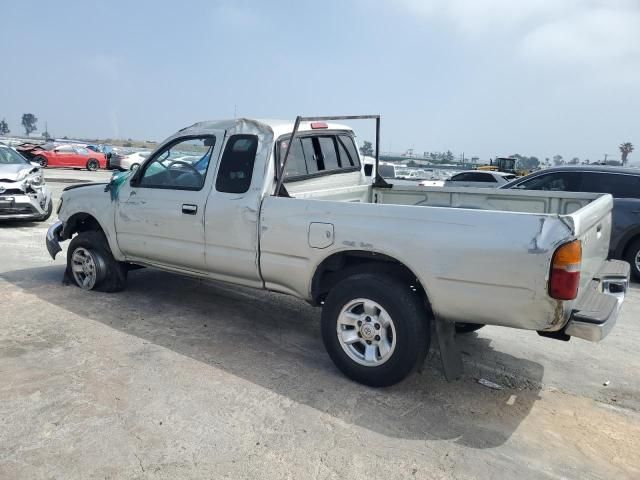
[561,194,613,296]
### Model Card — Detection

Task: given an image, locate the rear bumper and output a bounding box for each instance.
[564,260,630,342]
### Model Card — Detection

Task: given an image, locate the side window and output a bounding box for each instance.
[470,172,497,182]
[138,136,215,190]
[516,172,582,191]
[581,173,640,199]
[450,173,472,182]
[56,145,74,153]
[216,135,258,194]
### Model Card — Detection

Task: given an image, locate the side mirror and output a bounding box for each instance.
[364,164,374,177]
[30,161,41,168]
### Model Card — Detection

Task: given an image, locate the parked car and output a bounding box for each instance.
[502,165,640,280]
[46,116,628,387]
[32,144,107,171]
[444,170,517,188]
[109,151,151,171]
[0,144,53,221]
[15,142,52,161]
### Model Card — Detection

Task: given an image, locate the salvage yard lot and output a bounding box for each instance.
[1,175,639,479]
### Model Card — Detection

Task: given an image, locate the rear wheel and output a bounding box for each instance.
[455,323,485,334]
[34,155,47,167]
[66,231,127,292]
[321,274,430,387]
[624,238,640,281]
[130,163,139,171]
[86,159,100,171]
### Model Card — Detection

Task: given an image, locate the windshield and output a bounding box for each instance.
[0,146,28,165]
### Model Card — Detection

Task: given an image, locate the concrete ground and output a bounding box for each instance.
[1,170,639,479]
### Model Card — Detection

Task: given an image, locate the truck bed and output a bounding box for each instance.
[260,181,613,332]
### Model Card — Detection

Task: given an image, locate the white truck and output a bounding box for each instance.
[46,115,629,387]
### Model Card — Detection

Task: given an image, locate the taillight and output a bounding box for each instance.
[549,240,582,300]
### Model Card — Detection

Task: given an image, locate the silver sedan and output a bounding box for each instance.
[0,145,53,221]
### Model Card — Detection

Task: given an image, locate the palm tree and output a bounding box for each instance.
[620,142,634,166]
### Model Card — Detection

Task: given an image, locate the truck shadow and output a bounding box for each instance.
[1,265,544,449]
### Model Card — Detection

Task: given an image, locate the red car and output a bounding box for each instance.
[32,145,107,171]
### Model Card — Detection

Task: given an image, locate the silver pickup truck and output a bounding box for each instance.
[46,115,630,387]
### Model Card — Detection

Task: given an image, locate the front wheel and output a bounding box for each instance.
[624,238,640,281]
[86,159,100,171]
[321,274,430,387]
[34,155,48,167]
[66,231,127,292]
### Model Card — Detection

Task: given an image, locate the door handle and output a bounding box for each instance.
[182,204,198,215]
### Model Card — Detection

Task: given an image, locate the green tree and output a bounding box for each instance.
[444,150,454,163]
[513,154,540,171]
[359,140,374,157]
[619,142,634,166]
[21,113,38,136]
[568,157,580,165]
[552,155,564,166]
[0,119,9,135]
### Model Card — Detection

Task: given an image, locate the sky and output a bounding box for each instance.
[1,0,638,162]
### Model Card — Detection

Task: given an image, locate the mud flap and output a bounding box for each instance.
[435,317,463,381]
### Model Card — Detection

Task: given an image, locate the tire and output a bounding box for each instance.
[86,159,100,171]
[34,155,48,167]
[66,231,127,292]
[36,199,53,222]
[130,163,139,171]
[321,274,430,387]
[455,323,485,334]
[624,238,640,281]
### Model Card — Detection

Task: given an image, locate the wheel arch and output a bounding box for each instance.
[614,227,640,259]
[310,250,434,313]
[61,212,105,239]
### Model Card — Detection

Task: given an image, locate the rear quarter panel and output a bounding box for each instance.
[259,196,574,331]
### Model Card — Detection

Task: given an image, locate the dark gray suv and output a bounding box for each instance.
[502,166,640,280]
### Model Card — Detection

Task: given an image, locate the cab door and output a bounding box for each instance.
[203,134,263,287]
[52,145,74,166]
[115,133,224,271]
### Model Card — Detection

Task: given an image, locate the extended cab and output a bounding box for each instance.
[46,116,630,386]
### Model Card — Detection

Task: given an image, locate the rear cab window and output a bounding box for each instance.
[277,132,361,181]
